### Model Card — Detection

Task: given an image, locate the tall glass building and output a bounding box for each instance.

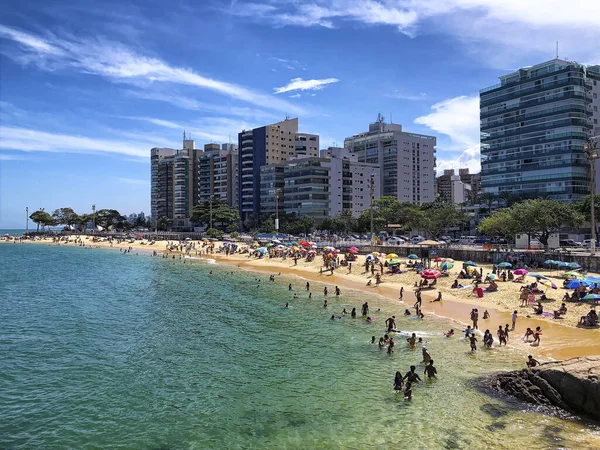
[480,59,600,202]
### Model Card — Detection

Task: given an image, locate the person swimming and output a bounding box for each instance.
[407,333,417,347]
[285,302,289,308]
[444,329,454,338]
[351,307,357,318]
[370,336,376,344]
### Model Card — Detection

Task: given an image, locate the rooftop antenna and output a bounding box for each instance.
[183,130,186,141]
[556,41,559,59]
[390,113,393,124]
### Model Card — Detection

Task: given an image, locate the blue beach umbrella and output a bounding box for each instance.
[256,247,268,254]
[528,273,548,279]
[565,279,591,289]
[407,254,419,260]
[567,262,582,269]
[440,262,454,271]
[497,262,512,269]
[543,260,556,266]
[464,260,476,266]
[582,294,600,302]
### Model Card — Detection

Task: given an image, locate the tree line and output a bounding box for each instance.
[28,208,153,232]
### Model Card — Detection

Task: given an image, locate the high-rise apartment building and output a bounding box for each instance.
[344,115,436,205]
[480,59,600,201]
[238,118,319,224]
[197,143,239,207]
[436,168,480,204]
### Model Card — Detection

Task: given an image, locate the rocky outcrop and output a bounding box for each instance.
[487,356,600,420]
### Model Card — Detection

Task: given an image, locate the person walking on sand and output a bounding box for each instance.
[399,287,404,301]
[511,311,518,330]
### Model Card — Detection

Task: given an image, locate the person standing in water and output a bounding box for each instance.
[511,311,518,330]
[362,302,369,317]
[335,286,341,296]
[306,282,310,291]
[407,333,417,347]
[385,316,396,332]
[394,371,404,391]
[403,365,422,383]
[288,283,293,291]
[424,360,437,378]
[351,307,357,318]
[323,300,328,308]
[469,334,478,352]
[422,347,432,364]
[323,287,328,296]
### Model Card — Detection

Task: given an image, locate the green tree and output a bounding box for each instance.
[413,202,469,239]
[95,209,125,230]
[259,217,275,233]
[574,195,600,223]
[204,228,224,239]
[52,207,80,228]
[191,198,240,230]
[284,216,315,235]
[479,192,496,214]
[157,216,172,231]
[29,209,55,232]
[477,208,519,240]
[479,199,584,246]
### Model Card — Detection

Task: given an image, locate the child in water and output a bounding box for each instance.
[370,336,376,344]
[394,371,404,391]
[444,329,454,338]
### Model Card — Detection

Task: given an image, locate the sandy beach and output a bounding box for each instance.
[4,235,600,361]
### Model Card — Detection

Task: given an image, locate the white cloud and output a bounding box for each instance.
[123,90,281,121]
[414,95,481,174]
[289,94,301,98]
[274,77,339,94]
[0,25,303,114]
[121,116,182,130]
[388,90,427,101]
[269,57,305,70]
[0,153,28,161]
[229,1,600,66]
[0,126,151,158]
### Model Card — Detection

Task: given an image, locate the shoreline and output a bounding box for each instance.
[4,236,599,360]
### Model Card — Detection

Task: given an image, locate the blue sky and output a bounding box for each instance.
[1,0,599,228]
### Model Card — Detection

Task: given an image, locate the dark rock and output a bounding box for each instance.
[487,356,600,420]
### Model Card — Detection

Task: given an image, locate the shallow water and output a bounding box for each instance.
[1,243,599,449]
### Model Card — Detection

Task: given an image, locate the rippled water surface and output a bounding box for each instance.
[1,243,599,449]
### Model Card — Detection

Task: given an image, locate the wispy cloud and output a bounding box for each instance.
[116,177,149,185]
[274,77,339,94]
[0,24,304,114]
[124,90,280,121]
[0,126,150,158]
[268,57,306,70]
[228,1,600,67]
[388,90,427,101]
[414,95,481,174]
[0,153,29,161]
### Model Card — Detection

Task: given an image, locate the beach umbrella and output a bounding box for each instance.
[332,249,340,254]
[420,269,441,279]
[445,258,455,263]
[565,279,591,289]
[407,254,419,260]
[582,294,600,302]
[487,274,498,280]
[266,243,273,247]
[388,258,402,265]
[497,262,512,269]
[585,276,600,284]
[543,260,555,266]
[528,273,548,279]
[348,246,359,254]
[256,247,268,254]
[386,253,399,259]
[378,253,386,258]
[440,262,454,271]
[371,252,379,257]
[564,271,583,278]
[464,260,476,266]
[419,239,440,246]
[434,257,445,262]
[299,240,310,247]
[252,242,259,248]
[553,261,568,268]
[272,239,281,244]
[567,262,582,269]
[307,250,316,254]
[513,269,528,275]
[539,279,557,289]
[366,254,374,260]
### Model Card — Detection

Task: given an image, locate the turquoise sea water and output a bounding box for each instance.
[1,243,599,449]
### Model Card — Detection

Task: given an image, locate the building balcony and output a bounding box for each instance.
[480,77,584,107]
[481,118,590,142]
[482,173,589,187]
[482,159,588,175]
[480,92,590,120]
[481,132,589,153]
[482,104,590,129]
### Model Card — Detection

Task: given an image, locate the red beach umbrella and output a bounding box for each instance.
[434,257,445,262]
[300,240,310,247]
[420,269,441,279]
[348,246,359,254]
